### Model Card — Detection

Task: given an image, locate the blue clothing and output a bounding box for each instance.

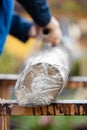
[0,0,51,54]
[0,0,14,54]
[17,0,51,27]
[10,13,33,42]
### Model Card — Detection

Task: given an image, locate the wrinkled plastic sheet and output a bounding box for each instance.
[15,44,71,106]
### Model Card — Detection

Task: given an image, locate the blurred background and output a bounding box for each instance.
[1,0,87,129]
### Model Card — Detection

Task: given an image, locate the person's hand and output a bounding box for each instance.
[28,17,62,46]
[42,16,62,46]
[28,25,37,38]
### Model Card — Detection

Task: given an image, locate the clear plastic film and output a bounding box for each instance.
[14,40,72,106]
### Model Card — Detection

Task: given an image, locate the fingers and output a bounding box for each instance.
[28,25,37,38]
[42,29,62,46]
[42,16,62,46]
[28,25,42,38]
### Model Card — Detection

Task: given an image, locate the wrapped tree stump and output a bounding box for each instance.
[15,41,72,106]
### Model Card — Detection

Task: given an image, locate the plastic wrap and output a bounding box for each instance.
[15,42,72,106]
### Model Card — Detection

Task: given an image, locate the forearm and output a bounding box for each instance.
[10,13,33,42]
[17,0,51,27]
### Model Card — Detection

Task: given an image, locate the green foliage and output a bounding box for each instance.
[0,51,21,73]
[10,116,87,130]
[70,60,81,76]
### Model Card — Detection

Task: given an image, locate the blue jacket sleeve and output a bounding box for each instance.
[0,0,14,54]
[10,13,33,42]
[17,0,51,27]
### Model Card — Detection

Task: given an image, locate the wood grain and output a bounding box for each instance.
[0,100,87,116]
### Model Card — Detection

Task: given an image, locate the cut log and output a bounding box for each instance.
[15,42,72,106]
